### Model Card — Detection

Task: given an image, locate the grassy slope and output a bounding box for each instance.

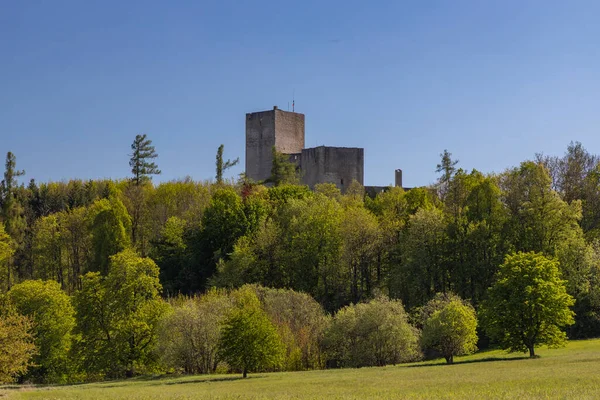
[5,339,600,400]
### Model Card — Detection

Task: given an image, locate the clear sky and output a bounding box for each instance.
[2,1,600,187]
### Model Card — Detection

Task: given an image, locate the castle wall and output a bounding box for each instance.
[246,107,305,182]
[300,146,364,192]
[274,109,305,154]
[246,110,276,182]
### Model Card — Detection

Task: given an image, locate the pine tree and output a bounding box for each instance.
[435,149,458,200]
[0,152,26,289]
[129,134,161,185]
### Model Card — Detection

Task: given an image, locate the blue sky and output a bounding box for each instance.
[2,1,600,187]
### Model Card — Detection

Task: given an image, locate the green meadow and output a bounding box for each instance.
[6,338,600,400]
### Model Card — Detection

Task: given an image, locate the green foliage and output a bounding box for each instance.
[0,303,36,384]
[268,147,300,186]
[201,188,249,258]
[210,236,256,289]
[158,289,234,374]
[74,249,169,378]
[213,193,345,310]
[392,207,446,308]
[481,252,575,357]
[436,149,459,199]
[323,296,420,368]
[436,150,459,184]
[420,293,478,364]
[88,197,131,274]
[195,187,251,288]
[218,287,284,378]
[7,140,600,385]
[266,183,312,205]
[501,161,582,255]
[314,183,342,201]
[215,144,239,185]
[31,215,64,286]
[341,205,381,303]
[0,224,15,292]
[251,285,329,370]
[1,152,26,226]
[129,134,161,185]
[8,280,75,383]
[1,152,26,289]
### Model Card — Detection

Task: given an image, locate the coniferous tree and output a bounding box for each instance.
[128,134,159,252]
[268,147,299,186]
[436,149,458,200]
[0,152,26,289]
[215,144,239,185]
[1,152,26,238]
[129,134,161,185]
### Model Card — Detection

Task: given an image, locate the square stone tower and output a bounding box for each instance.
[245,106,305,182]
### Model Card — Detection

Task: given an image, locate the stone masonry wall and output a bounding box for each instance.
[300,146,364,192]
[274,109,305,154]
[246,108,305,183]
[245,110,276,182]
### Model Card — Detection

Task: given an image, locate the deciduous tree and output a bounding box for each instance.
[420,293,478,364]
[9,280,75,383]
[74,249,169,378]
[481,252,575,357]
[0,306,36,384]
[158,289,234,374]
[0,225,15,292]
[323,296,419,368]
[218,287,284,378]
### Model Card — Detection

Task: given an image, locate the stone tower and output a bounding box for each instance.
[245,106,305,182]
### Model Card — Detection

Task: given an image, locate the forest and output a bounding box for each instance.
[0,136,598,384]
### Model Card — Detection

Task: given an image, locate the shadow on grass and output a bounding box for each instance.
[9,374,256,392]
[96,375,255,389]
[406,356,531,368]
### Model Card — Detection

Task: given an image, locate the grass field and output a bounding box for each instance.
[4,339,600,399]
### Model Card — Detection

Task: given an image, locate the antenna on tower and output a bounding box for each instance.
[292,89,295,112]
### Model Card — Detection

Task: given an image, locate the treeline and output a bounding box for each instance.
[0,138,599,382]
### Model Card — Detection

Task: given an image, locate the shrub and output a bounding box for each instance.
[323,296,420,367]
[421,293,478,364]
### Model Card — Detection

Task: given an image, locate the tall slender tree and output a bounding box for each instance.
[215,144,239,185]
[129,134,161,185]
[128,134,160,252]
[0,152,26,289]
[436,149,458,200]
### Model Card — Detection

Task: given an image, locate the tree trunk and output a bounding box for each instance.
[529,346,535,358]
[243,368,247,378]
[445,355,454,364]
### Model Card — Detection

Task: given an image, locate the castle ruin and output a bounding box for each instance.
[245,106,402,192]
